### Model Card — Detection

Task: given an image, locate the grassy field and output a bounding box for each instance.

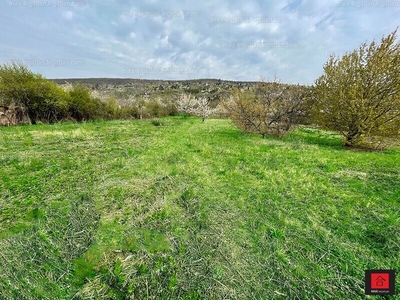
[0,116,399,299]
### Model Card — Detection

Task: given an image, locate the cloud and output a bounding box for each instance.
[0,0,399,83]
[62,11,74,20]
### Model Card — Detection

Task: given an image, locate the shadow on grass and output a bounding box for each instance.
[284,126,344,150]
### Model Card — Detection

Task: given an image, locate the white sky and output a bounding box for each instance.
[1,0,399,85]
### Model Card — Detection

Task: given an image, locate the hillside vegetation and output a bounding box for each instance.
[0,117,399,299]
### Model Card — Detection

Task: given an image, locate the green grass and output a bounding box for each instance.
[0,117,399,299]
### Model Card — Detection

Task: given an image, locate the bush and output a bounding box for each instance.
[0,62,178,124]
[0,61,69,124]
[311,29,400,148]
[151,119,163,126]
[66,84,105,121]
[223,81,309,138]
[145,98,165,118]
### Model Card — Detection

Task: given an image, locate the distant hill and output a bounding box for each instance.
[49,78,258,86]
[49,78,306,106]
[49,78,264,103]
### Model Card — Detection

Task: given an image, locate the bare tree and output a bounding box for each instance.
[223,79,309,137]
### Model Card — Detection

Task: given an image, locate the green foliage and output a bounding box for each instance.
[0,62,157,124]
[311,29,400,148]
[0,61,69,124]
[145,98,165,118]
[0,63,236,124]
[103,95,120,119]
[67,83,105,121]
[151,118,163,126]
[141,96,177,119]
[0,62,126,124]
[0,61,36,107]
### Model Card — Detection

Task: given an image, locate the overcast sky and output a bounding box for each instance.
[0,0,399,85]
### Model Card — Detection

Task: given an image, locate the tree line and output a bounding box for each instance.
[1,29,399,149]
[0,62,179,124]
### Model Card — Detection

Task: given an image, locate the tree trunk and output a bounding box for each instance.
[345,129,362,147]
[28,111,37,125]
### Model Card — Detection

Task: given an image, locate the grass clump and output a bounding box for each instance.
[151,118,163,126]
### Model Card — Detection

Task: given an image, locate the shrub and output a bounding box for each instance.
[311,29,400,148]
[151,119,163,126]
[67,83,105,121]
[145,98,165,118]
[223,80,309,138]
[0,61,69,124]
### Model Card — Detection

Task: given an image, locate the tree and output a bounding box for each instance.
[0,61,68,124]
[176,93,215,122]
[191,96,215,122]
[67,83,104,121]
[311,29,400,148]
[176,93,196,116]
[223,79,309,137]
